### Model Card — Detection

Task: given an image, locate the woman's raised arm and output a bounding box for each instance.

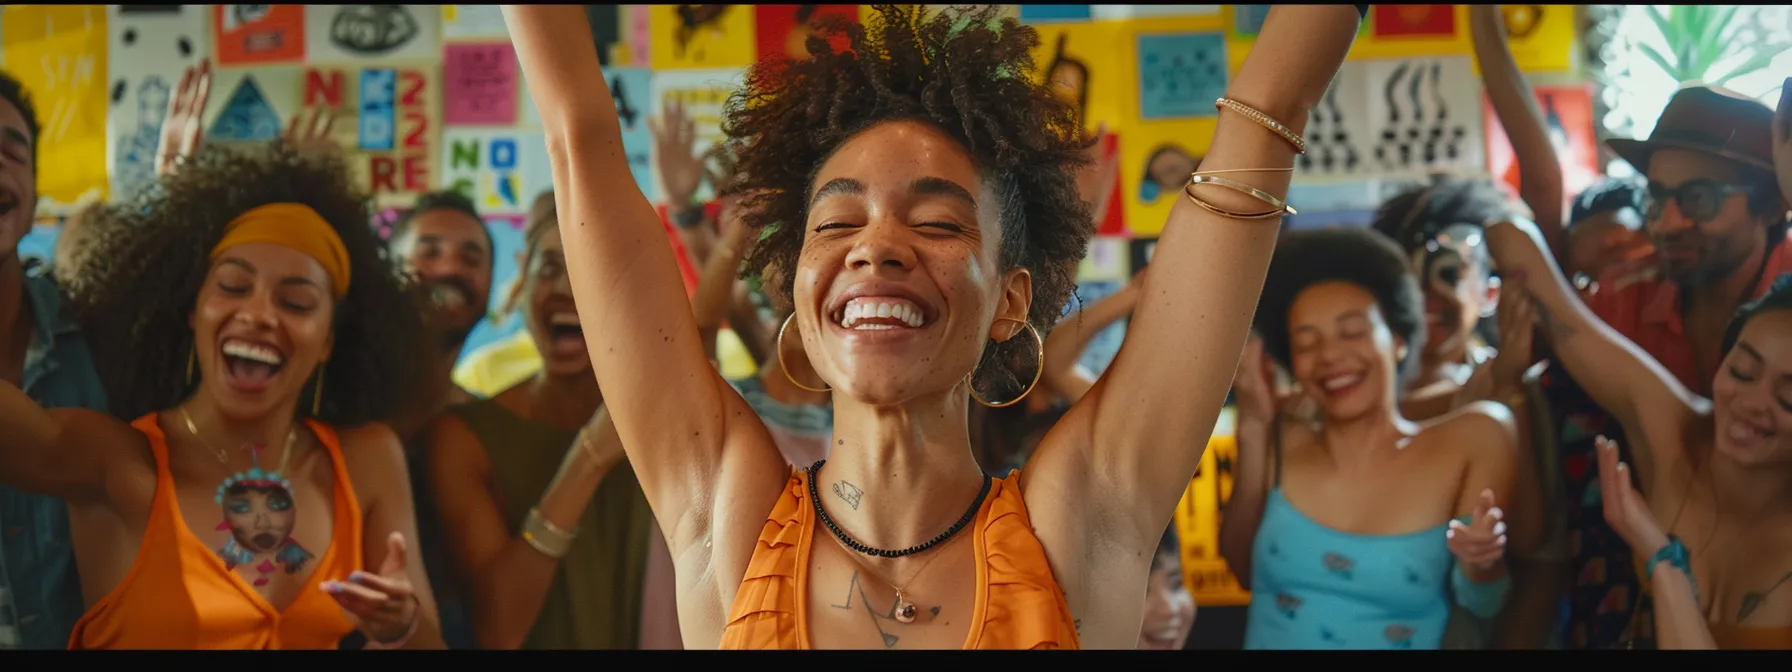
[1030,5,1364,545]
[1468,5,1567,262]
[502,6,785,558]
[0,382,128,501]
[1483,217,1695,488]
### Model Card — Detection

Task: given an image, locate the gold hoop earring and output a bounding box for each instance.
[186,344,197,386]
[311,366,326,417]
[776,313,831,392]
[967,317,1044,409]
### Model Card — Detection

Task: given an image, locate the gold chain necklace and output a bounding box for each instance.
[830,529,966,624]
[178,405,297,475]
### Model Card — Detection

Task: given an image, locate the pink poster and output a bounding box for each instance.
[443,42,518,126]
[627,5,651,67]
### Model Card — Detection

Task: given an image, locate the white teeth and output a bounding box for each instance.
[549,313,580,327]
[222,341,284,366]
[1322,375,1361,391]
[1729,422,1768,442]
[839,298,925,329]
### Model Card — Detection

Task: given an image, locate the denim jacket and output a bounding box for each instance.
[0,268,108,649]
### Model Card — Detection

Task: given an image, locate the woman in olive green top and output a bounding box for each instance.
[425,197,668,649]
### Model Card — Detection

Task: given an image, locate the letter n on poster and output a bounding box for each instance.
[443,43,518,126]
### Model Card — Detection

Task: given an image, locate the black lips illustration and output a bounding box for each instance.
[331,5,419,56]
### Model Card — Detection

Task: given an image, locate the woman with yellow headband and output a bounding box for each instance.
[0,142,440,649]
[508,4,1363,649]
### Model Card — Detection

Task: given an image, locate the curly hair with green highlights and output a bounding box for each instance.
[719,4,1095,401]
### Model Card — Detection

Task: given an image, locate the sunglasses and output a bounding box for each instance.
[1642,180,1754,223]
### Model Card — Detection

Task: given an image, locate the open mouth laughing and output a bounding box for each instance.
[220,338,288,392]
[545,311,586,355]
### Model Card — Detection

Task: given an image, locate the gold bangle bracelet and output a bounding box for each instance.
[521,507,576,559]
[1215,97,1307,155]
[1182,176,1297,220]
[1180,191,1292,220]
[1186,174,1297,215]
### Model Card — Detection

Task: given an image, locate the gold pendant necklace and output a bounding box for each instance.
[833,531,965,624]
[178,405,297,475]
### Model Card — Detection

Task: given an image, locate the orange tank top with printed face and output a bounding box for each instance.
[720,468,1081,649]
[69,413,364,650]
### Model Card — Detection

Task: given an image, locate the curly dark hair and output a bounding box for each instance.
[1370,176,1515,261]
[388,189,493,256]
[1568,177,1644,230]
[1254,227,1427,379]
[0,69,41,176]
[720,4,1093,401]
[74,142,423,427]
[1722,273,1792,361]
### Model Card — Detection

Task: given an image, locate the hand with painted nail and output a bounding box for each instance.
[1595,435,1669,559]
[322,531,420,646]
[1446,488,1507,570]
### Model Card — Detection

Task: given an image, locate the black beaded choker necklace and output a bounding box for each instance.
[806,459,991,559]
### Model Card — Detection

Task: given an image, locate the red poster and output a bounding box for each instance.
[1096,132,1125,236]
[212,5,305,65]
[1372,5,1455,39]
[1483,85,1602,211]
[754,5,858,62]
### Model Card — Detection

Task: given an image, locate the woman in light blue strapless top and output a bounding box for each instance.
[1224,228,1520,650]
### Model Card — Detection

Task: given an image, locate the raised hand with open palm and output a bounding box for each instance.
[155,59,211,178]
[322,531,422,647]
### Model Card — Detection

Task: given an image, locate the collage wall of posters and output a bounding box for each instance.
[3,4,1592,608]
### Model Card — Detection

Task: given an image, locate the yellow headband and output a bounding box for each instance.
[210,203,352,299]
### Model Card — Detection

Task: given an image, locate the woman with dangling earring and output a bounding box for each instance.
[508,3,1364,649]
[0,142,443,649]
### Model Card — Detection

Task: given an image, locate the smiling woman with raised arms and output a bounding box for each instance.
[0,143,441,649]
[504,4,1362,649]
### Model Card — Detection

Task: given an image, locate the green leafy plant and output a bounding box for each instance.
[1636,5,1787,88]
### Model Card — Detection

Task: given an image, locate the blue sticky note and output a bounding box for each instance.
[208,76,283,143]
[1136,32,1229,120]
[359,68,397,152]
[1234,5,1271,37]
[1067,279,1127,377]
[456,220,526,359]
[607,68,656,203]
[1020,5,1092,23]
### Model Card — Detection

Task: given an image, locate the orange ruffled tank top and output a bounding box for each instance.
[69,413,364,649]
[720,467,1080,649]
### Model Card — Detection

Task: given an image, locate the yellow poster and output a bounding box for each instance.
[648,5,757,71]
[1175,431,1251,607]
[1116,116,1215,237]
[1498,5,1575,74]
[1,5,110,210]
[1029,21,1131,135]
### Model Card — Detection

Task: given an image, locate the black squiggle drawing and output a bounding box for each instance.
[1374,60,1468,172]
[1299,76,1362,177]
[1375,63,1409,169]
[330,5,420,56]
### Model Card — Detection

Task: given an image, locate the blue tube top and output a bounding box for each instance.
[1244,488,1461,650]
